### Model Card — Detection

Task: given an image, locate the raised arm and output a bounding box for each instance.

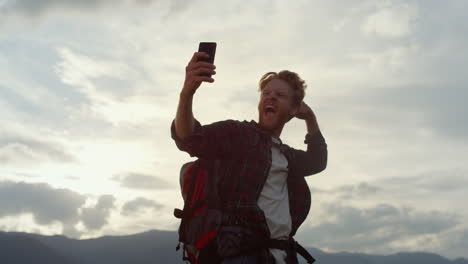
[289,102,328,177]
[172,52,241,159]
[175,52,216,140]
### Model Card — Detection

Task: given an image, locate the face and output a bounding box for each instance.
[258,78,297,135]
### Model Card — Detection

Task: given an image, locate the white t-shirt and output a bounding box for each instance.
[257,136,292,264]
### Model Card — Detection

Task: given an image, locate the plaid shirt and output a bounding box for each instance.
[171,118,327,264]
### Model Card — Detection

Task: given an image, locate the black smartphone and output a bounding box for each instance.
[198,42,216,77]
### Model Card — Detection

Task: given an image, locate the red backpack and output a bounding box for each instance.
[174,159,317,264]
[174,159,223,264]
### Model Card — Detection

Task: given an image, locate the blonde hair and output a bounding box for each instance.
[258,70,307,107]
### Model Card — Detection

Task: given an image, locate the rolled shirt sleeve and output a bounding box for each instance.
[288,130,328,177]
[170,119,240,159]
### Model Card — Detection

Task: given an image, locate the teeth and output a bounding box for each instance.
[265,105,275,111]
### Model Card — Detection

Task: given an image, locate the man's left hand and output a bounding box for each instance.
[294,101,315,120]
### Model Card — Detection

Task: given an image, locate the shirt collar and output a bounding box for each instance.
[271,135,282,146]
[248,120,288,155]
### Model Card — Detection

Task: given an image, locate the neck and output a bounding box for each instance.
[256,120,284,138]
[272,127,283,138]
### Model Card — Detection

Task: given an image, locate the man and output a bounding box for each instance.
[171,52,327,264]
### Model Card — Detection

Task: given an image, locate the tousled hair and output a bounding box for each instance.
[258,70,307,107]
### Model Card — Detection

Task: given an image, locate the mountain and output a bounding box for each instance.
[310,251,468,264]
[0,232,73,264]
[1,230,467,264]
[15,230,176,264]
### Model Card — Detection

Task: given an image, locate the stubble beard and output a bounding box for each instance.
[258,111,287,132]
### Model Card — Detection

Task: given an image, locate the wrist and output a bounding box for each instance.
[304,112,316,122]
[180,89,194,100]
[305,115,319,134]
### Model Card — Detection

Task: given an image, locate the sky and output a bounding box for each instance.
[0,0,467,259]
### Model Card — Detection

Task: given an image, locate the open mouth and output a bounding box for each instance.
[264,105,277,117]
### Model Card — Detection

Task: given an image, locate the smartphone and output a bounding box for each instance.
[198,42,216,77]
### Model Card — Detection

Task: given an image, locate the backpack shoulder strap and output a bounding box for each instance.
[205,159,221,209]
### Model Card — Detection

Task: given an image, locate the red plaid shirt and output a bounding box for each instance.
[171,119,327,263]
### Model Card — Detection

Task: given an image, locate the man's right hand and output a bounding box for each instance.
[182,52,216,97]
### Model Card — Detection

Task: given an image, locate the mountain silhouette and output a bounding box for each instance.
[0,232,72,264]
[1,230,467,264]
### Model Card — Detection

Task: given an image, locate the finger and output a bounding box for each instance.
[189,52,211,64]
[188,68,216,77]
[187,62,216,73]
[192,61,216,69]
[193,76,215,83]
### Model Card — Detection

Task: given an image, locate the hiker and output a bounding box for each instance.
[171,51,328,264]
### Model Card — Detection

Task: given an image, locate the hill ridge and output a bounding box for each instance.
[1,230,466,264]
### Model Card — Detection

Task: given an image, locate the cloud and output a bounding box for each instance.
[121,197,163,216]
[378,170,468,194]
[336,1,468,141]
[0,0,193,25]
[440,228,468,259]
[113,172,172,190]
[333,182,381,200]
[0,181,86,226]
[311,182,382,201]
[311,170,468,218]
[298,202,460,254]
[362,1,418,38]
[54,47,137,98]
[0,181,120,236]
[315,169,468,200]
[0,0,158,17]
[81,195,115,230]
[303,176,468,258]
[0,130,75,166]
[346,81,468,140]
[54,47,170,125]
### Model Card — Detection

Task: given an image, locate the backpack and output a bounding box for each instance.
[173,159,317,264]
[174,159,223,264]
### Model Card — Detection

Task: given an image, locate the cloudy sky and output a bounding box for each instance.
[1,0,467,259]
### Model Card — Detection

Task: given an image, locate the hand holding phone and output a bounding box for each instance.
[181,42,217,97]
[198,42,216,77]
